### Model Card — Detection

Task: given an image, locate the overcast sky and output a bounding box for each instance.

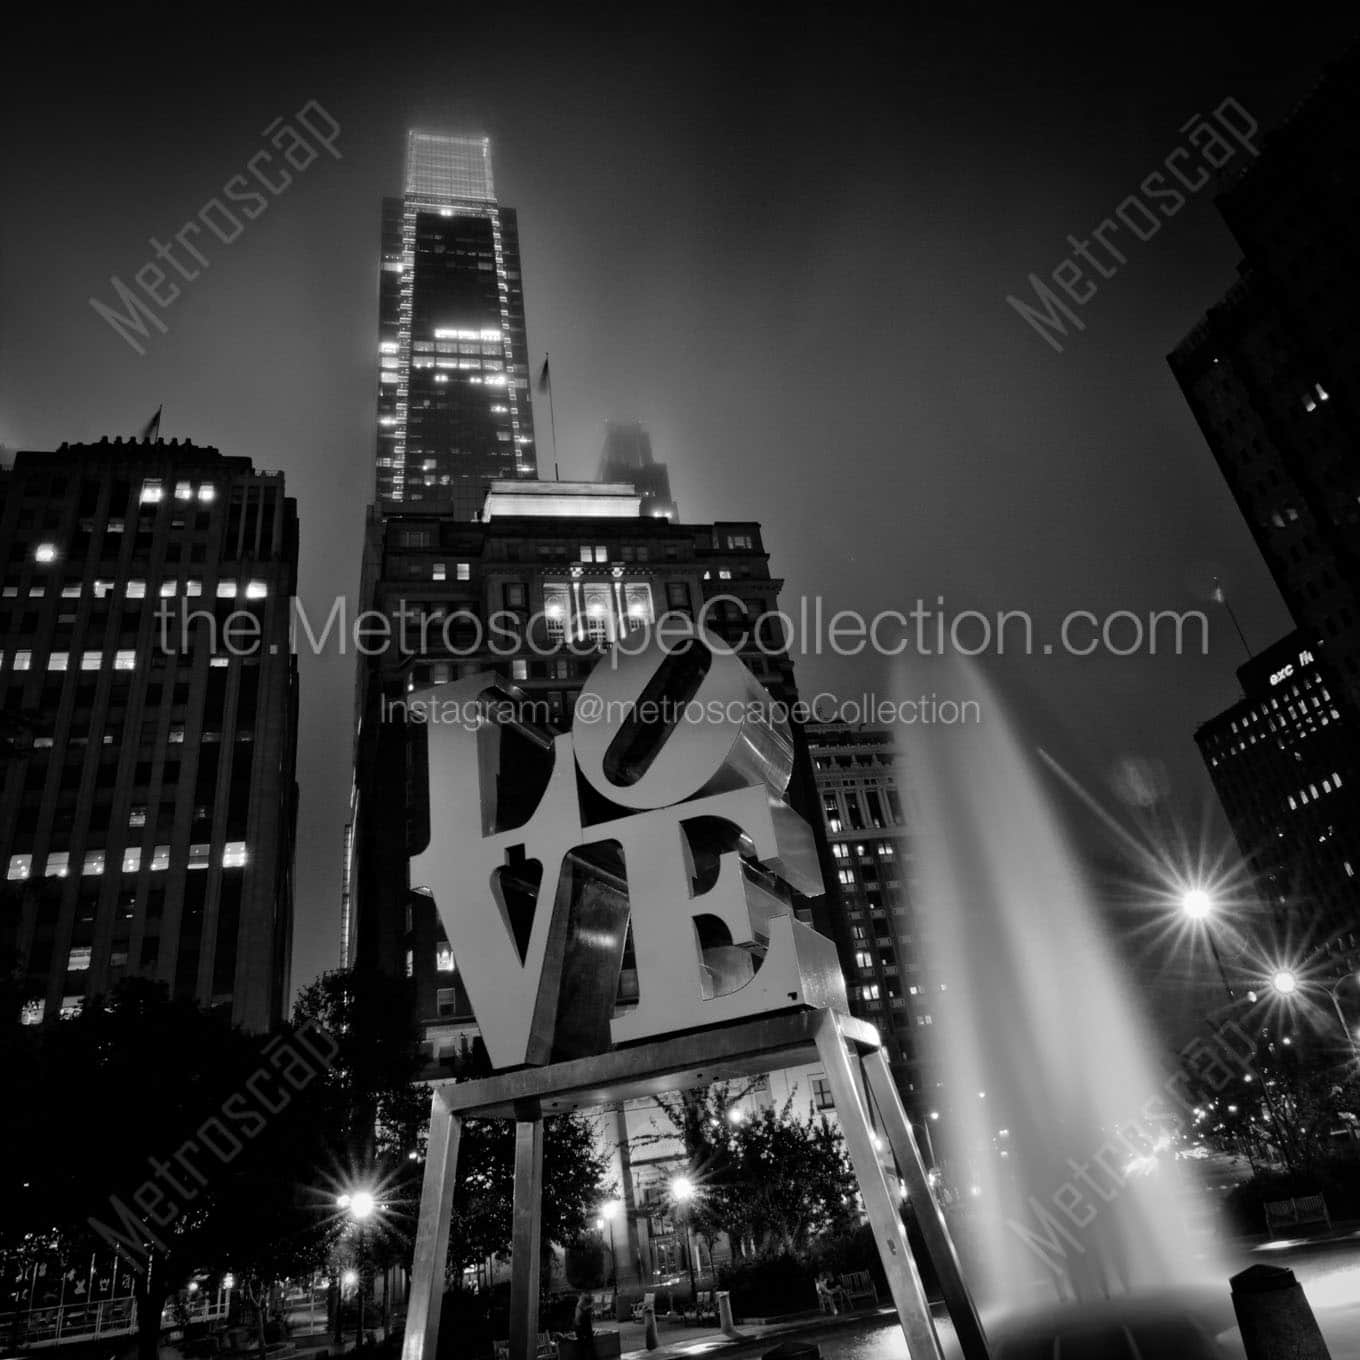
[3,6,1353,1033]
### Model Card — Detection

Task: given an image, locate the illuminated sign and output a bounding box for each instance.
[1270,647,1315,687]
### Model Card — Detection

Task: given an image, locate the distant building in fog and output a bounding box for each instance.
[597,421,677,519]
[0,439,299,1031]
[375,132,537,517]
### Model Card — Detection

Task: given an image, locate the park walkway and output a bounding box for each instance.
[610,1304,899,1359]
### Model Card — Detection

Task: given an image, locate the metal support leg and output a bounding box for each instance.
[863,1046,991,1359]
[508,1116,544,1360]
[814,1012,944,1358]
[403,1089,463,1360]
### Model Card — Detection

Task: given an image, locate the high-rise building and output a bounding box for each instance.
[343,478,862,1288]
[1169,49,1360,706]
[1172,50,1360,963]
[345,479,845,1053]
[807,723,935,1113]
[0,439,299,1031]
[597,421,677,520]
[375,132,537,518]
[1195,632,1360,957]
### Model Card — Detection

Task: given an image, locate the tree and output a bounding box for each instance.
[0,980,342,1360]
[444,1112,612,1286]
[643,1082,858,1260]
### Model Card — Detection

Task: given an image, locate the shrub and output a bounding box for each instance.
[716,1254,816,1318]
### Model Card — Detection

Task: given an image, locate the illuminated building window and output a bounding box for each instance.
[168,726,185,743]
[61,584,80,598]
[140,479,163,504]
[20,1000,44,1026]
[174,481,193,501]
[432,563,446,581]
[198,485,216,502]
[544,585,570,641]
[151,845,171,871]
[624,583,654,627]
[81,652,101,671]
[34,543,58,563]
[82,851,105,876]
[122,848,141,873]
[511,659,528,680]
[114,651,136,671]
[245,581,268,600]
[60,997,83,1019]
[838,869,854,886]
[13,650,32,671]
[832,843,849,859]
[45,852,70,878]
[583,584,612,643]
[405,950,414,978]
[160,580,177,598]
[129,807,147,828]
[68,947,92,972]
[6,855,32,880]
[217,580,237,599]
[222,841,248,868]
[435,943,456,973]
[457,562,471,581]
[126,580,146,599]
[855,951,872,969]
[188,844,211,870]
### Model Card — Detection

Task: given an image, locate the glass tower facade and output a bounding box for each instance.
[376,132,537,518]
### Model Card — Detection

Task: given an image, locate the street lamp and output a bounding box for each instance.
[338,1187,381,1345]
[1272,967,1360,1059]
[670,1176,699,1305]
[1271,970,1298,997]
[1180,886,1237,1002]
[1181,888,1212,920]
[597,1200,621,1289]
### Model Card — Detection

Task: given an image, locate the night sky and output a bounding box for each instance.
[3,7,1353,1038]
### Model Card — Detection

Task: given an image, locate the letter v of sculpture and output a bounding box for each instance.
[401,623,989,1360]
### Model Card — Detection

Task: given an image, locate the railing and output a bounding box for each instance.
[1,1295,230,1349]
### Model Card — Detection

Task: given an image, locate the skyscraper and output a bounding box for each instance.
[1172,48,1360,963]
[597,420,677,519]
[808,723,936,1113]
[1169,49,1360,705]
[1195,632,1360,958]
[376,132,537,518]
[0,439,299,1031]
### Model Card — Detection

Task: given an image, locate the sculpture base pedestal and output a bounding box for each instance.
[401,1007,990,1360]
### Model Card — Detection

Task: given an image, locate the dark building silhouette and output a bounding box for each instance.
[344,480,852,1072]
[0,439,299,1030]
[1196,633,1360,959]
[1173,50,1360,962]
[1170,49,1360,706]
[375,132,537,518]
[596,421,677,519]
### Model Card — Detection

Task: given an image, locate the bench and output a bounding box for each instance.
[1264,1194,1331,1235]
[840,1270,878,1309]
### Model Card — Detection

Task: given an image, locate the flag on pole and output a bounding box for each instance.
[536,355,551,394]
[138,406,162,442]
[1211,578,1226,605]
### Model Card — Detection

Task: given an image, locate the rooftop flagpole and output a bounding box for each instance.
[536,354,558,479]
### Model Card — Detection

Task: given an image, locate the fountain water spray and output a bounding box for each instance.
[896,655,1224,1312]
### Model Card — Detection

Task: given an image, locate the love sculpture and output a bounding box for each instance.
[401,625,988,1360]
